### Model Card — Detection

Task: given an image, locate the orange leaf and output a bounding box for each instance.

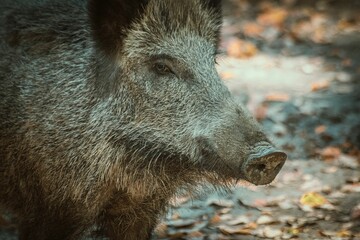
[265,93,290,102]
[319,147,341,160]
[209,214,221,225]
[257,8,288,27]
[243,23,264,37]
[311,81,329,92]
[220,72,234,81]
[227,39,257,59]
[337,229,352,237]
[315,125,327,134]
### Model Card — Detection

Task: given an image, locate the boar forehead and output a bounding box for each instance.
[122,0,221,59]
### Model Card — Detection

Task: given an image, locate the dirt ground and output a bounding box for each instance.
[0,0,359,239]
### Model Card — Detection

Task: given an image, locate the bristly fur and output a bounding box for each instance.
[0,0,274,239]
[89,0,222,57]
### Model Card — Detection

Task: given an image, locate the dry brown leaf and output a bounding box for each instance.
[256,215,276,225]
[257,8,288,27]
[207,199,234,208]
[220,72,234,81]
[337,19,358,30]
[315,125,327,134]
[265,93,290,102]
[319,230,337,237]
[319,146,341,160]
[227,38,257,59]
[336,229,352,237]
[209,214,221,225]
[311,81,330,92]
[254,104,268,121]
[227,215,251,226]
[167,219,196,228]
[312,27,327,43]
[342,58,353,67]
[257,226,283,238]
[322,166,338,174]
[218,225,252,235]
[188,231,204,238]
[243,23,264,37]
[244,222,258,230]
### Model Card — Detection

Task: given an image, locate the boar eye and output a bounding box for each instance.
[153,63,173,75]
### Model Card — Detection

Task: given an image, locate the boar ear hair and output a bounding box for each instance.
[88,0,148,56]
[203,0,222,13]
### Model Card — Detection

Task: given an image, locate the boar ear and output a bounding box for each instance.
[203,0,222,13]
[88,0,148,56]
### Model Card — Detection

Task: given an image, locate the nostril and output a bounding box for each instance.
[256,163,266,172]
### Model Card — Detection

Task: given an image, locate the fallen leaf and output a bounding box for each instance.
[311,81,330,92]
[319,146,341,160]
[243,222,258,230]
[207,199,234,208]
[218,225,252,235]
[287,227,300,236]
[300,192,328,208]
[227,215,251,226]
[218,207,231,214]
[336,229,352,237]
[322,166,338,174]
[167,219,196,228]
[342,58,353,67]
[265,92,290,102]
[227,38,257,59]
[315,125,327,134]
[220,72,234,81]
[209,214,221,225]
[319,230,336,237]
[257,226,283,238]
[256,215,276,225]
[254,104,268,121]
[188,231,204,238]
[257,8,288,27]
[337,18,358,30]
[243,22,264,37]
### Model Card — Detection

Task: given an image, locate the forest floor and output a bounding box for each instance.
[1,0,359,239]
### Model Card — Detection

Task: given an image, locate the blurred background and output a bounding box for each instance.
[156,0,360,239]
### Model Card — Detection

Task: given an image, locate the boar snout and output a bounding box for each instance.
[242,142,287,185]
